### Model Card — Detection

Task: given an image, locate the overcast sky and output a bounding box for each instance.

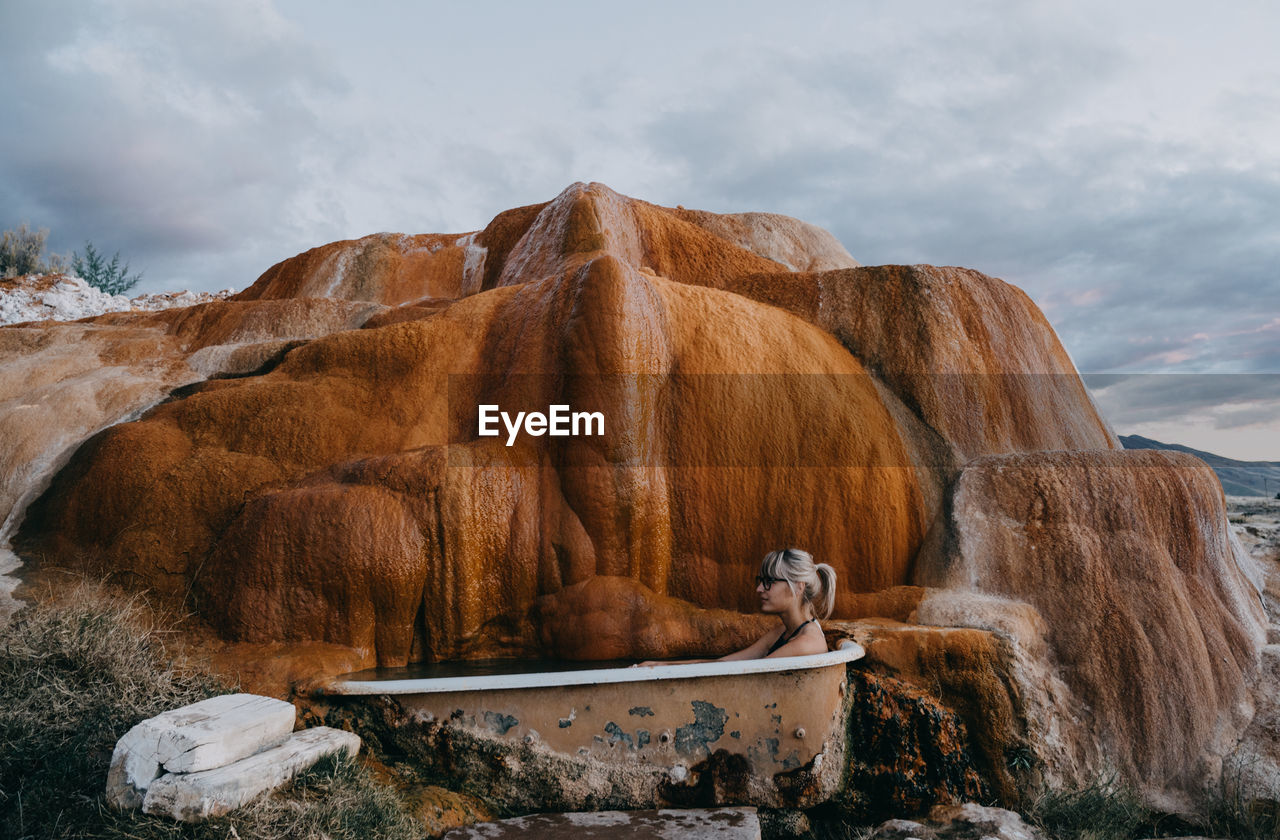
[2,1,1277,459]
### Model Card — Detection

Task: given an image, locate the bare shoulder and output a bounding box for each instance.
[797,621,829,653]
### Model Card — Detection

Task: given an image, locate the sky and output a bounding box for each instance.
[2,0,1278,459]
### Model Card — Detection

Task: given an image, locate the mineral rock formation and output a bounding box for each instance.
[917,450,1263,810]
[0,273,234,327]
[4,182,1267,811]
[838,670,989,820]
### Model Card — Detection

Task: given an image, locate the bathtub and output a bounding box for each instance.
[323,641,865,810]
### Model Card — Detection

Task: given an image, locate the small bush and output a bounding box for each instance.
[72,241,142,295]
[1,223,50,277]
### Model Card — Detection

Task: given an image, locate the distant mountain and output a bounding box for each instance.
[1120,434,1280,497]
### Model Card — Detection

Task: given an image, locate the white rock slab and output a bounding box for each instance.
[440,807,760,839]
[106,693,296,809]
[869,804,1047,840]
[142,726,361,822]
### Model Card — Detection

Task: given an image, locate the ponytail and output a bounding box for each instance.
[811,563,837,619]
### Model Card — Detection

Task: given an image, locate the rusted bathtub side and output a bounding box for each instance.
[325,643,863,809]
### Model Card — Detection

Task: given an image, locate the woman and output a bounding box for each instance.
[637,548,836,665]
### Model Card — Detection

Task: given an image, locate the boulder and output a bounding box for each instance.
[438,807,760,839]
[141,726,361,822]
[868,803,1047,840]
[106,693,296,809]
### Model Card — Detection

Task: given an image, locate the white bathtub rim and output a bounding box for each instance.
[326,640,865,696]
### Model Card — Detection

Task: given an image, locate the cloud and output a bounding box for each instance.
[1,0,1276,412]
[622,7,1280,379]
[1086,373,1280,421]
[1084,373,1280,458]
[0,0,345,291]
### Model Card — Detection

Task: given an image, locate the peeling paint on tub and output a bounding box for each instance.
[603,722,653,750]
[604,721,634,748]
[749,737,782,767]
[484,711,519,734]
[449,709,479,728]
[628,706,655,717]
[675,700,728,757]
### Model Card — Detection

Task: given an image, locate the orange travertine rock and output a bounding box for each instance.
[21,253,926,663]
[490,183,788,290]
[668,207,860,272]
[3,182,1267,809]
[233,233,483,305]
[90,297,388,376]
[533,575,771,661]
[723,265,1119,462]
[919,450,1264,810]
[0,321,198,555]
[830,617,1027,805]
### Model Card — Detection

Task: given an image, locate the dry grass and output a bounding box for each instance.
[1027,776,1150,840]
[94,753,427,840]
[1197,755,1280,840]
[0,580,426,840]
[0,581,224,837]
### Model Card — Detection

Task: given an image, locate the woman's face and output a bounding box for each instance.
[756,573,796,614]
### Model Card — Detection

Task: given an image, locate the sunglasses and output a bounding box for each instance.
[755,575,786,590]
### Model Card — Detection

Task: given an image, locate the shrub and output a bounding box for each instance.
[0,223,50,277]
[72,241,143,295]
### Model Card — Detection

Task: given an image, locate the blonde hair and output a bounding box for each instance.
[760,548,837,619]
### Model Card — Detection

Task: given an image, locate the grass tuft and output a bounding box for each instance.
[1028,775,1149,840]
